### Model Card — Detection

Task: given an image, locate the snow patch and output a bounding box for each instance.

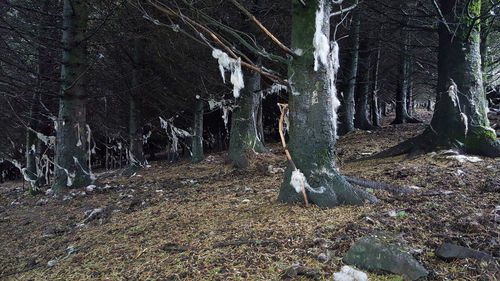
[333,266,368,281]
[446,155,482,163]
[212,49,244,98]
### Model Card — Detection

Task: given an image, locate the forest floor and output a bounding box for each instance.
[0,110,499,281]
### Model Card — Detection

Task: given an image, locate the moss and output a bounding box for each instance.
[465,127,497,149]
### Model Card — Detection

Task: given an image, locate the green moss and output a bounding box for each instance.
[465,127,497,149]
[468,0,481,18]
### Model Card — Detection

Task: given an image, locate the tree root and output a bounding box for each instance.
[345,176,416,194]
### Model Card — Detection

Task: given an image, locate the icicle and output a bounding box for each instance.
[212,49,245,98]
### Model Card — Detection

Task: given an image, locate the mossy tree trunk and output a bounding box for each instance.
[338,11,360,136]
[53,0,92,191]
[354,38,374,130]
[123,38,147,176]
[191,99,205,163]
[278,0,371,207]
[228,68,267,168]
[429,0,499,156]
[371,0,499,159]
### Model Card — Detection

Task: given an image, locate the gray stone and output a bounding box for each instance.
[436,243,492,261]
[343,235,428,281]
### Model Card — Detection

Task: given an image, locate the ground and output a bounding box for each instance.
[0,110,498,281]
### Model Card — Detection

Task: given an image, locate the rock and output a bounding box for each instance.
[47,259,58,267]
[343,235,428,281]
[62,195,72,201]
[317,251,331,263]
[82,208,103,223]
[85,185,96,192]
[36,198,49,206]
[45,188,55,196]
[435,243,492,261]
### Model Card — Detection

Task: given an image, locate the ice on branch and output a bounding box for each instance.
[212,49,244,98]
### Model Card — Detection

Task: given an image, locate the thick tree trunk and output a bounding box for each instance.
[429,0,499,156]
[354,38,374,130]
[123,39,146,176]
[191,99,205,163]
[53,0,91,191]
[228,68,266,168]
[338,11,360,135]
[278,0,370,207]
[369,0,500,160]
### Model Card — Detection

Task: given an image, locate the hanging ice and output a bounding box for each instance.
[212,49,244,98]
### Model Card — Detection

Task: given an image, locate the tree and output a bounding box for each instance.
[370,0,500,158]
[191,98,205,163]
[277,0,372,207]
[338,11,360,135]
[228,68,267,168]
[53,0,92,191]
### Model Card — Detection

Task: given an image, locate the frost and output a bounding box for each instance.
[446,155,482,163]
[333,266,368,281]
[290,169,325,194]
[159,116,193,153]
[263,83,287,96]
[313,0,329,71]
[460,113,468,135]
[212,49,244,98]
[142,131,152,144]
[293,48,304,56]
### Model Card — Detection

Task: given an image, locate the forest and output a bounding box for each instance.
[0,0,499,280]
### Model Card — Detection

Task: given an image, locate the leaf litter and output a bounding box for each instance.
[0,110,498,280]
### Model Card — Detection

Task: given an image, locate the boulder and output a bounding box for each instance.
[435,243,492,261]
[343,235,428,281]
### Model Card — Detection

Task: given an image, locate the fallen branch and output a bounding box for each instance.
[213,239,276,248]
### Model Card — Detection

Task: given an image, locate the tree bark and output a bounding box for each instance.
[370,29,382,127]
[191,99,205,163]
[338,11,360,135]
[53,0,92,191]
[123,39,147,176]
[278,0,371,207]
[228,68,267,168]
[430,0,499,156]
[354,38,374,130]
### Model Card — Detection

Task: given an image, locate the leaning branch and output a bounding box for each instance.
[148,1,286,84]
[226,0,295,56]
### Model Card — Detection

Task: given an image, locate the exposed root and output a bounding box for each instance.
[345,176,416,194]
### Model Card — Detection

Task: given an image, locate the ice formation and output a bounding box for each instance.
[290,169,325,194]
[333,266,368,281]
[212,49,244,98]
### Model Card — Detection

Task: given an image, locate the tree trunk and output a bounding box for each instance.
[429,0,499,156]
[256,93,265,145]
[338,11,360,135]
[370,29,382,127]
[191,99,205,163]
[392,25,421,124]
[123,39,146,176]
[278,0,370,207]
[228,68,266,168]
[354,38,374,130]
[53,0,91,191]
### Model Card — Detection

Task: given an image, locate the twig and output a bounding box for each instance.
[227,0,294,56]
[213,239,276,248]
[278,103,309,207]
